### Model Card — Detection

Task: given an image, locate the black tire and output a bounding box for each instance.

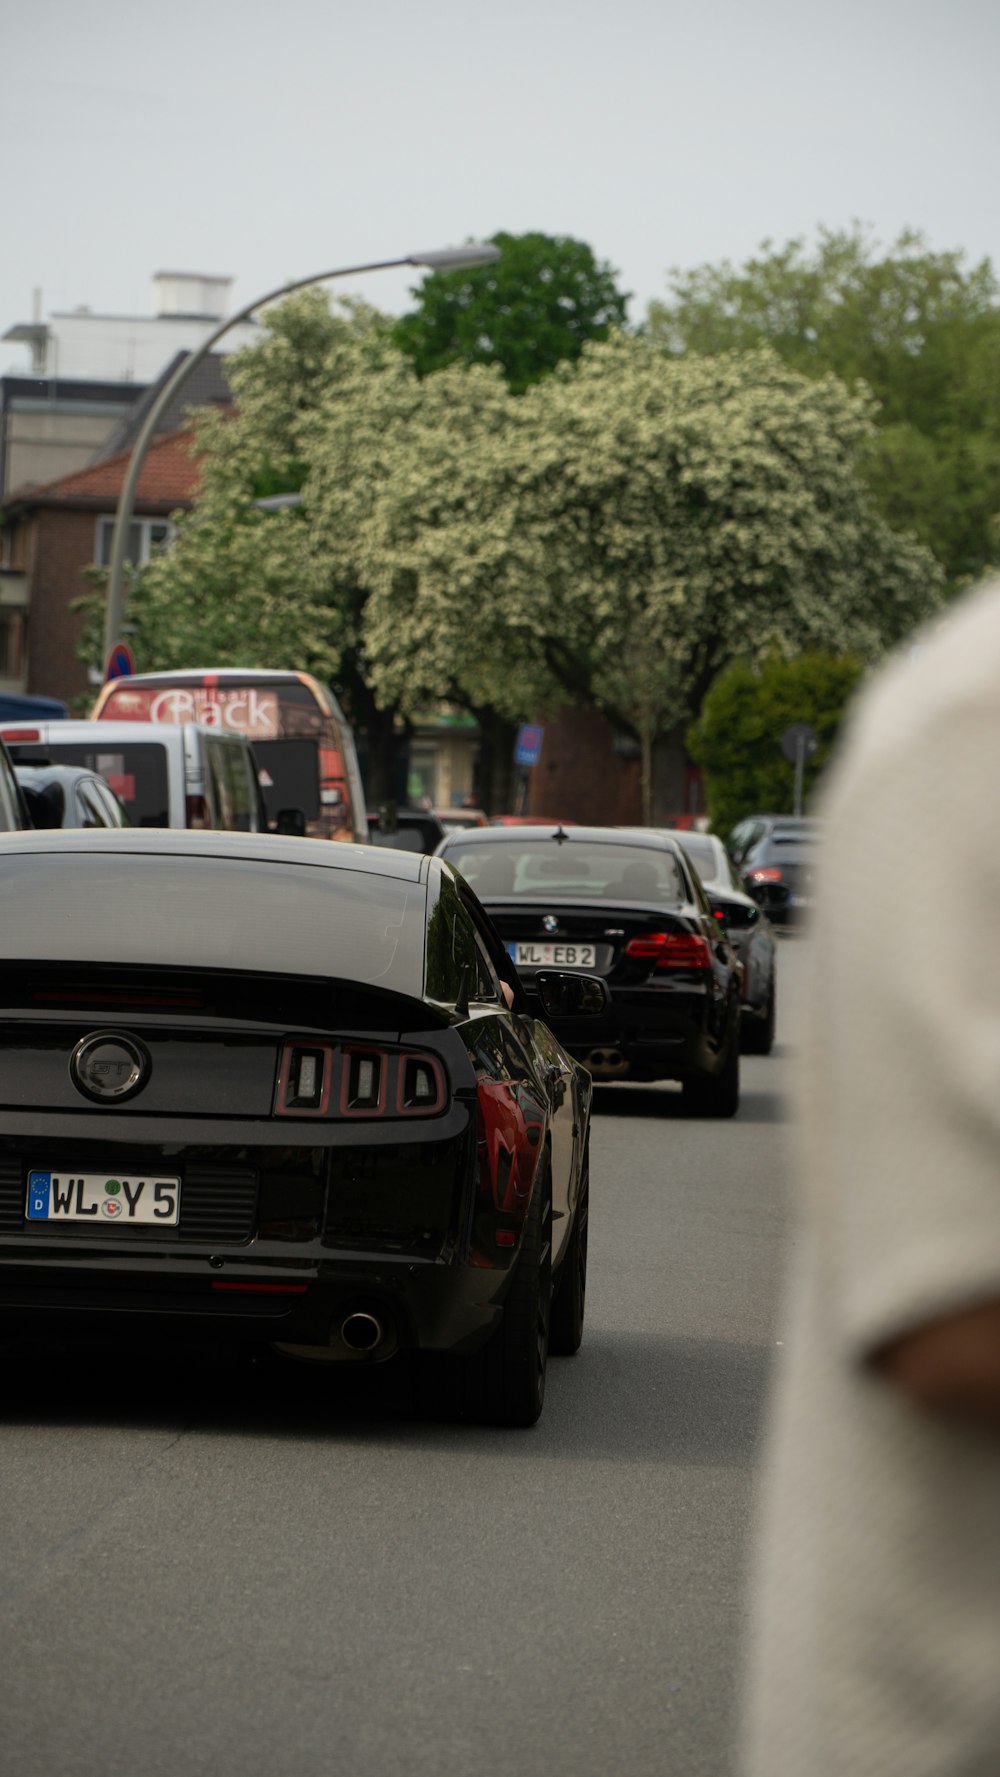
[741,977,776,1056]
[683,1031,740,1118]
[549,1146,589,1357]
[465,1151,552,1426]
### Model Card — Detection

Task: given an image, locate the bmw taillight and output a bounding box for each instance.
[748,867,783,884]
[625,932,712,970]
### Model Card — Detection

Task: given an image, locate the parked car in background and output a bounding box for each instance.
[488,815,577,827]
[0,721,268,835]
[433,807,488,833]
[368,807,447,854]
[0,694,68,723]
[437,824,742,1116]
[0,828,601,1426]
[0,738,32,831]
[15,764,129,831]
[727,816,819,925]
[675,832,777,1054]
[91,668,367,843]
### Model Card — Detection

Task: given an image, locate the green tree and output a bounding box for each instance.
[648,226,1000,588]
[443,336,941,822]
[127,292,413,800]
[687,652,867,835]
[393,230,630,393]
[129,292,554,810]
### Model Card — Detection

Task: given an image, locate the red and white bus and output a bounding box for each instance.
[92,669,367,843]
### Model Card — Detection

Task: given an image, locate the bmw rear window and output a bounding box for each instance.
[447,840,685,902]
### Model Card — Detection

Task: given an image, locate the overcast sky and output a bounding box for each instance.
[3,0,998,364]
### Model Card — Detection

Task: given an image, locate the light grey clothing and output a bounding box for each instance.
[743,580,1000,1777]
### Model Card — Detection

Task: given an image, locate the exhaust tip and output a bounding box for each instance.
[586,1047,630,1077]
[341,1311,384,1353]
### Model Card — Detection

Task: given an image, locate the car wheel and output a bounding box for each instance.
[742,978,776,1055]
[466,1151,552,1426]
[549,1145,588,1357]
[683,1030,740,1118]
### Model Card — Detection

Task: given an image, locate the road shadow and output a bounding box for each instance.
[590,1083,786,1123]
[590,1084,686,1118]
[0,1322,776,1469]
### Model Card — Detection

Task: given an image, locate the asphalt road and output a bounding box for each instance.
[0,936,808,1777]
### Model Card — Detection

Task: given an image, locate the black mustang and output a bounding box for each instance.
[0,830,603,1425]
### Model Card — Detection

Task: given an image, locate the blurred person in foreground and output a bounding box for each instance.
[743,576,1000,1777]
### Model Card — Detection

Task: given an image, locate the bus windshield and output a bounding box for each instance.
[93,672,366,843]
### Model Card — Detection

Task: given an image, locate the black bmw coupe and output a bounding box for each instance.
[436,825,742,1116]
[0,829,603,1425]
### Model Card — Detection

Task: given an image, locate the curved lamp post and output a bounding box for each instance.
[101,243,501,669]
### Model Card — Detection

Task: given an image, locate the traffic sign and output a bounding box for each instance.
[780,722,818,764]
[105,642,135,681]
[781,722,819,817]
[514,724,545,768]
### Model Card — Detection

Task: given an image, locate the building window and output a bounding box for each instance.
[95,517,173,567]
[0,609,26,676]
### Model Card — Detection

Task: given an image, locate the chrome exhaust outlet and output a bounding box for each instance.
[586,1047,630,1078]
[340,1311,384,1353]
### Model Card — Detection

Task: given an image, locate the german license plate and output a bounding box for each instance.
[509,942,596,967]
[26,1171,181,1226]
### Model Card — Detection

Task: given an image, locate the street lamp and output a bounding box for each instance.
[101,243,501,668]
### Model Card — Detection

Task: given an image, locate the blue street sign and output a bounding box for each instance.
[514,724,545,768]
[105,642,135,681]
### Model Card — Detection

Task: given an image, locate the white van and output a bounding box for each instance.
[0,720,268,833]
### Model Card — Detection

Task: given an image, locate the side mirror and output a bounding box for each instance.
[274,807,307,837]
[534,971,610,1018]
[710,895,758,928]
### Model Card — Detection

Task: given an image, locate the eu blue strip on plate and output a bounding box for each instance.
[27,1171,51,1218]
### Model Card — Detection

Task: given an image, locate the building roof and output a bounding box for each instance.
[94,350,232,461]
[0,427,204,513]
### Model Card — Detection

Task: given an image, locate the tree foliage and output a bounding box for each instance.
[647,226,1000,589]
[687,652,866,835]
[448,336,941,819]
[130,300,941,820]
[392,231,630,393]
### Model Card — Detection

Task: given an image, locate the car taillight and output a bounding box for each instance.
[274,1040,445,1118]
[342,1046,384,1115]
[1,728,40,742]
[276,1041,335,1115]
[186,793,210,830]
[748,867,783,883]
[625,932,712,970]
[398,1055,445,1113]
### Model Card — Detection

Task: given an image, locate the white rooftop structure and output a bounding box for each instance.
[2,273,259,382]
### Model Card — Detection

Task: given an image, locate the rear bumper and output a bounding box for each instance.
[0,1109,521,1358]
[0,1250,508,1357]
[523,980,728,1082]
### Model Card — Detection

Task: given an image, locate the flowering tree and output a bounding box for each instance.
[132,303,942,820]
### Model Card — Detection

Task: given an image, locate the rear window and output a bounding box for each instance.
[254,739,320,821]
[0,854,427,992]
[98,678,326,740]
[677,836,719,884]
[16,743,169,827]
[447,839,686,902]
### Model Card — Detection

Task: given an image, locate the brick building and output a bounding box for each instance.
[0,429,203,706]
